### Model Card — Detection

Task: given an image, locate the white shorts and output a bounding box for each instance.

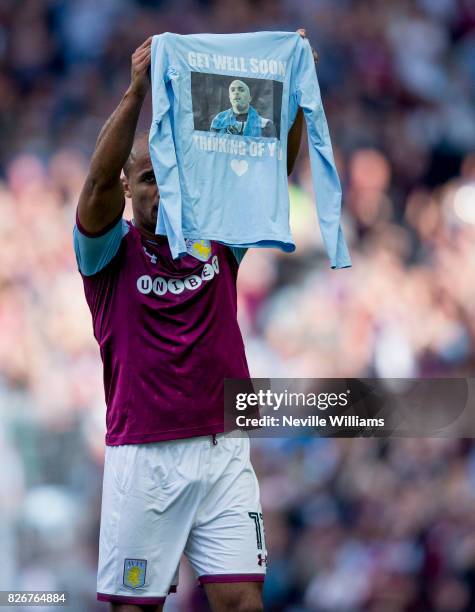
[96,431,267,606]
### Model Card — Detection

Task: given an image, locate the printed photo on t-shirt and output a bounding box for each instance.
[191,72,282,140]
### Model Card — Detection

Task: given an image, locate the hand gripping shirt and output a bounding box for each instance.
[149,31,351,269]
[73,212,250,445]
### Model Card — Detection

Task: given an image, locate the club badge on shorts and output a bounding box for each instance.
[186,239,211,262]
[123,558,147,589]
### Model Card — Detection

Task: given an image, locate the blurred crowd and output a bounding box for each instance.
[1,0,475,610]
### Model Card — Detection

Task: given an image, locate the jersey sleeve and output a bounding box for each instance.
[73,211,129,276]
[293,36,352,269]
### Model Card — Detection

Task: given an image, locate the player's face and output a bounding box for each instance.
[229,81,251,114]
[123,146,159,235]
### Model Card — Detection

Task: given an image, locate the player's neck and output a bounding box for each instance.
[132,219,167,244]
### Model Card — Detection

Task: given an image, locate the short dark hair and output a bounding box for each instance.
[123,131,149,178]
[123,156,132,178]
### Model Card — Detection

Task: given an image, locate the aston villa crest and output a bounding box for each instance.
[123,558,147,589]
[186,239,211,262]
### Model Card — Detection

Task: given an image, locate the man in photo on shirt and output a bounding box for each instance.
[210,79,277,138]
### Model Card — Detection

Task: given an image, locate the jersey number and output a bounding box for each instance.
[248,512,264,550]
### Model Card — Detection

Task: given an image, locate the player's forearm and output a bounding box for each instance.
[88,87,147,187]
[287,107,304,176]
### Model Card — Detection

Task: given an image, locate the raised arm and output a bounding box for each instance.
[287,108,304,176]
[77,37,152,233]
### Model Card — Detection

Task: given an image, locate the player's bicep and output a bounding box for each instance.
[73,213,129,276]
[77,175,125,235]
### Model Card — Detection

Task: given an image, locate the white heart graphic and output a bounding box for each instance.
[230,159,249,176]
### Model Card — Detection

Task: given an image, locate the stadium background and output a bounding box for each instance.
[1,0,475,610]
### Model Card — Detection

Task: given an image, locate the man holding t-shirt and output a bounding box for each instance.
[74,31,307,612]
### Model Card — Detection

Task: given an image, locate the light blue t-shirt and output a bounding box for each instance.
[150,31,351,268]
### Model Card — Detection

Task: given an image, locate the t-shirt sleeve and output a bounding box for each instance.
[149,33,186,260]
[293,36,352,269]
[73,212,129,276]
[288,91,299,129]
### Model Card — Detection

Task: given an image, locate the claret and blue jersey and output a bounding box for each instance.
[73,212,249,445]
